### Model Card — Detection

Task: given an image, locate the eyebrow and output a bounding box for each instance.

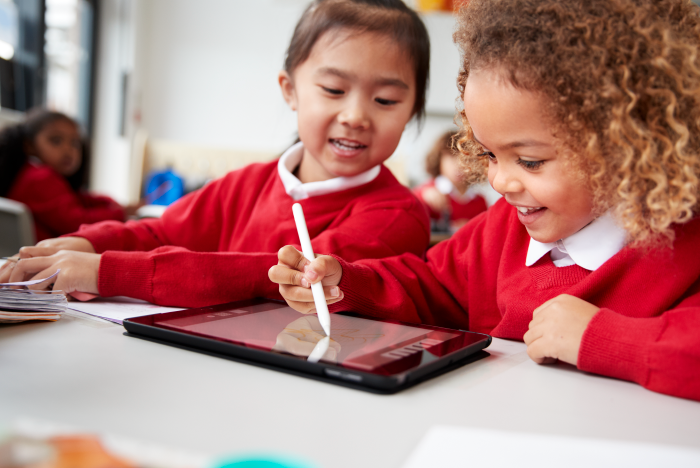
[473,135,551,150]
[316,67,409,90]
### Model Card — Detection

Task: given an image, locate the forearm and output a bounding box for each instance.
[330,253,468,328]
[71,219,168,253]
[98,247,280,308]
[578,307,700,401]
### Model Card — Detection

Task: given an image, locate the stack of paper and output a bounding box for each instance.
[0,271,66,323]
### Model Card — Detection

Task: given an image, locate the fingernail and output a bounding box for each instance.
[330,287,339,297]
[306,269,318,281]
[301,278,309,288]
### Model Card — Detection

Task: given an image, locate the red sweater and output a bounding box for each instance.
[331,198,700,401]
[71,160,430,308]
[413,179,487,222]
[7,162,125,241]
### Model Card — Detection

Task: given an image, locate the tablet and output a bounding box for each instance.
[123,298,491,394]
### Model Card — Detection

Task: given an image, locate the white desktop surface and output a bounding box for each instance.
[1,311,699,468]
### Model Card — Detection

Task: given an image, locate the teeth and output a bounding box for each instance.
[516,206,542,214]
[332,139,365,150]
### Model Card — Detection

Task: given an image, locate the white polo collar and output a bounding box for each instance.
[277,141,381,201]
[525,211,628,271]
[435,175,477,203]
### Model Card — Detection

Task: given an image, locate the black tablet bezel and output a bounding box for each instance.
[122,298,491,394]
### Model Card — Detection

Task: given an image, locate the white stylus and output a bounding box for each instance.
[292,203,331,337]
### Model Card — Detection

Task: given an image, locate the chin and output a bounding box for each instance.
[526,229,558,244]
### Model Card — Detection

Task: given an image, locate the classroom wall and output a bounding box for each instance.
[91,0,463,202]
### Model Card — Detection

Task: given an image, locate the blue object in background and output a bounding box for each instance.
[144,168,185,206]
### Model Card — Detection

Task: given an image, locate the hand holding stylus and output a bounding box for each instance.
[290,203,336,336]
[268,247,344,317]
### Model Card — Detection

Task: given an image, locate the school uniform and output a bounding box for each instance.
[330,198,700,401]
[413,176,498,222]
[7,161,125,241]
[70,142,430,308]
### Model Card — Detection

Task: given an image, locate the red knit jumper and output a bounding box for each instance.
[71,160,430,308]
[7,163,125,241]
[330,198,700,401]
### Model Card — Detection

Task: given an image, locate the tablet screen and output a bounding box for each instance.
[151,301,471,375]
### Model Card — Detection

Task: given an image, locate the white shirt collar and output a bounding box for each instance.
[434,175,478,203]
[277,141,381,201]
[525,211,628,271]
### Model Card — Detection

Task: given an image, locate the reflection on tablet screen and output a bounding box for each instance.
[153,303,461,374]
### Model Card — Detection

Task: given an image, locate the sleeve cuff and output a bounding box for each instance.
[328,256,376,314]
[98,251,155,301]
[63,221,123,253]
[577,308,665,386]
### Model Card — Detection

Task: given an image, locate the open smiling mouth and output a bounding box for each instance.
[330,138,367,151]
[516,206,546,215]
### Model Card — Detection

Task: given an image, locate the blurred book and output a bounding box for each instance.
[0,271,66,323]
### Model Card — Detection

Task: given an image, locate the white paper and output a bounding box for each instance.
[65,296,184,324]
[402,426,700,468]
[0,270,59,286]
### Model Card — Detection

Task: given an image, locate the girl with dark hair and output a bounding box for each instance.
[0,110,135,241]
[2,0,432,309]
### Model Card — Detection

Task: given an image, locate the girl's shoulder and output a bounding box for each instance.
[10,162,68,191]
[205,159,280,191]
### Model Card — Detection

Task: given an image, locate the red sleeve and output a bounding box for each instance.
[72,175,229,254]
[578,292,700,401]
[327,207,507,331]
[96,202,430,308]
[8,165,124,236]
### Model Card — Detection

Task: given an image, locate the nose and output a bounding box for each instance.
[338,97,370,130]
[489,161,523,195]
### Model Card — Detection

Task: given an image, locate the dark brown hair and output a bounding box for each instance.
[0,109,87,197]
[454,0,700,246]
[425,130,458,178]
[284,0,430,121]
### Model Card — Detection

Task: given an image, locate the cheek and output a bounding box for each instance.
[487,163,497,189]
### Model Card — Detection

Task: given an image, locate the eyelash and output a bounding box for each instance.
[516,159,545,170]
[478,151,545,170]
[375,98,397,106]
[321,87,397,106]
[322,86,344,95]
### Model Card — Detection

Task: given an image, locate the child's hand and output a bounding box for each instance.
[422,186,450,214]
[268,245,344,314]
[523,294,600,366]
[19,237,96,259]
[5,250,101,296]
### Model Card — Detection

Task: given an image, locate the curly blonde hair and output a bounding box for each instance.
[454,0,700,246]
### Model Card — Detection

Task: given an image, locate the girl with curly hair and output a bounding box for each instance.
[270,0,700,400]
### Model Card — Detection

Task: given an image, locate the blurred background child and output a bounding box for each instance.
[0,109,141,241]
[413,130,499,231]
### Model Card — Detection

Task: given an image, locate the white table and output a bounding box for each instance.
[1,311,699,468]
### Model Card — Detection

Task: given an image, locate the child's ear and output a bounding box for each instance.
[278,71,298,111]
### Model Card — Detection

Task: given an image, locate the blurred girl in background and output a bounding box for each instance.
[0,110,139,241]
[414,130,499,231]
